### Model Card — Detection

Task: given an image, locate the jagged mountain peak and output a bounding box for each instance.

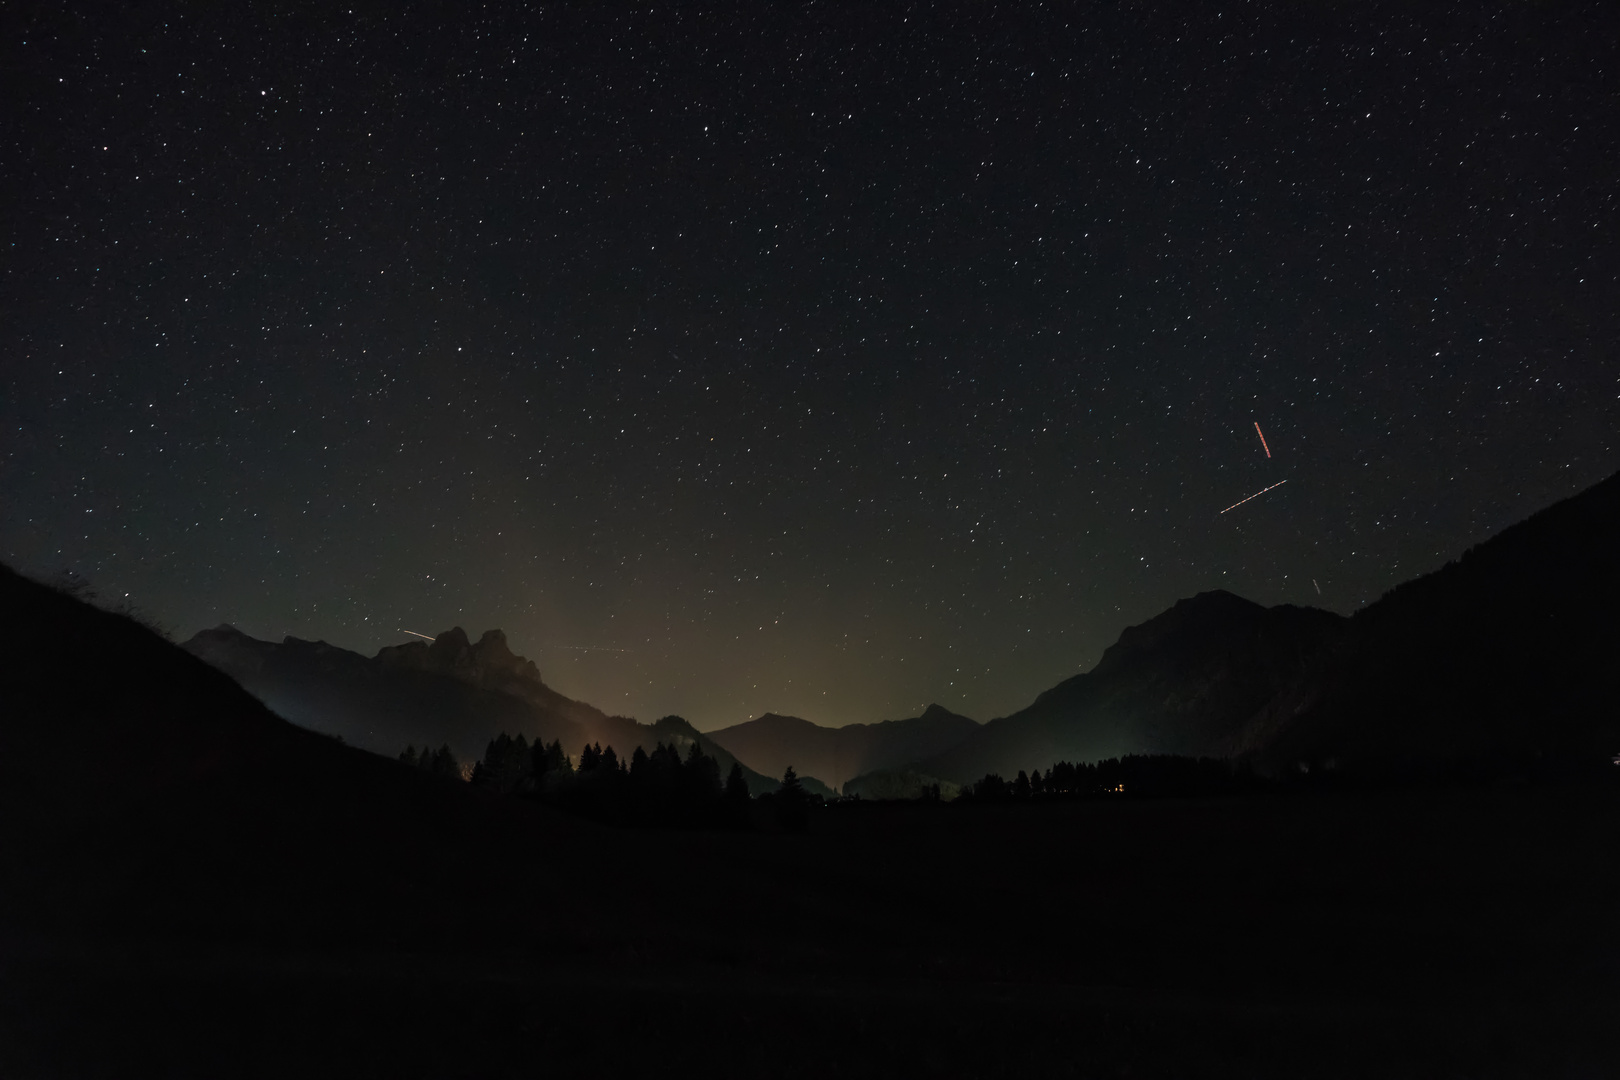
[475,627,516,657]
[375,627,543,689]
[432,626,471,651]
[178,624,791,795]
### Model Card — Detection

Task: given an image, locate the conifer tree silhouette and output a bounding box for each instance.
[776,765,810,833]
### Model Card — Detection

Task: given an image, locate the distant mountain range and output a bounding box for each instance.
[884,469,1620,784]
[704,704,979,792]
[1231,467,1620,772]
[182,624,826,797]
[8,539,1616,1074]
[0,560,686,963]
[907,593,1345,784]
[113,467,1620,794]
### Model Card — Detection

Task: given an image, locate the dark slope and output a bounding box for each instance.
[706,703,980,792]
[916,593,1347,783]
[6,563,1620,1075]
[185,626,555,760]
[916,470,1620,784]
[842,767,963,801]
[0,564,607,949]
[185,624,782,794]
[1239,469,1620,772]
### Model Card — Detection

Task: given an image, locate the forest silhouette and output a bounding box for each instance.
[409,730,818,831]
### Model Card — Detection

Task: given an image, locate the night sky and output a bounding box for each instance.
[5,4,1617,730]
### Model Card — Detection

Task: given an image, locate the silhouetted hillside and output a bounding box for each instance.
[915,471,1620,785]
[916,593,1346,784]
[6,561,1620,1076]
[185,625,784,794]
[843,767,961,801]
[1237,469,1620,773]
[0,564,607,950]
[707,704,979,791]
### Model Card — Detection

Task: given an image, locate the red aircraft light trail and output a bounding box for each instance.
[1254,421,1272,458]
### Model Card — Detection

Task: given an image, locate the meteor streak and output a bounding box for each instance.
[399,629,436,641]
[1220,479,1288,514]
[1254,421,1272,458]
[1313,578,1321,595]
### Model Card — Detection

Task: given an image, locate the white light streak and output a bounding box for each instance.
[1219,479,1288,514]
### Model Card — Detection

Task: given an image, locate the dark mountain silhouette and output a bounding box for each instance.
[183,624,788,795]
[915,594,1346,783]
[920,469,1620,784]
[1236,468,1620,773]
[5,561,1620,1073]
[706,703,980,792]
[0,563,610,950]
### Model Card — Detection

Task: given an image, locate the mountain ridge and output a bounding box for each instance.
[1236,468,1620,771]
[706,703,980,792]
[183,624,808,796]
[912,470,1620,784]
[910,591,1346,783]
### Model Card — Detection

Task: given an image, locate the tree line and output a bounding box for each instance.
[398,743,463,780]
[400,727,819,830]
[956,755,1257,802]
[952,752,1620,800]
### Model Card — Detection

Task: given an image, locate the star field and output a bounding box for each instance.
[4,4,1616,728]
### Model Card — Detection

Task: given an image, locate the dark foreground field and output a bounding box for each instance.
[5,785,1618,1078]
[4,563,1615,1074]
